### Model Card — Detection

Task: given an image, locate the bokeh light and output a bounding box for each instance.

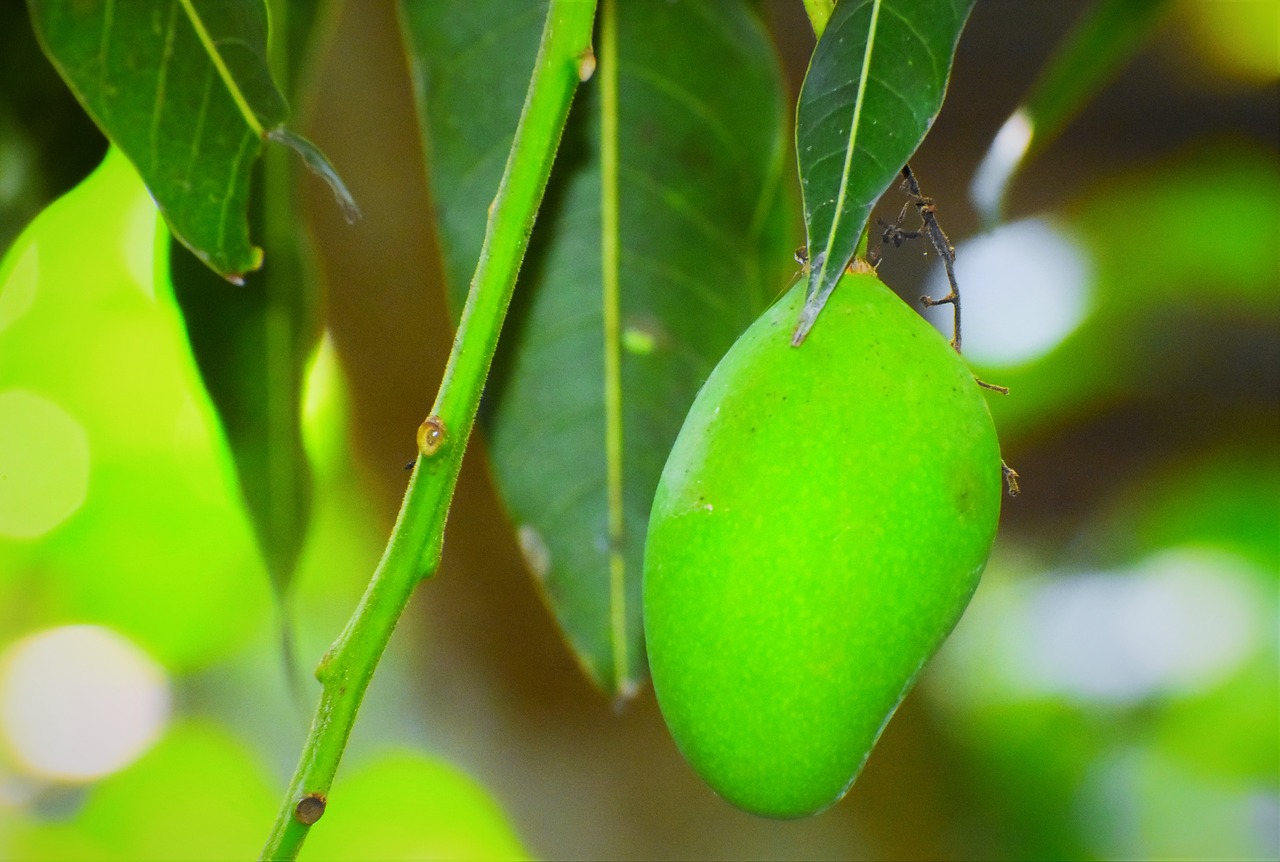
[924,217,1092,367]
[5,721,278,861]
[0,390,89,539]
[0,625,169,782]
[943,548,1271,706]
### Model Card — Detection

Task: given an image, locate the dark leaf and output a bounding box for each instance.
[794,0,974,342]
[165,1,343,597]
[402,0,796,695]
[168,143,319,596]
[27,0,287,280]
[27,0,351,282]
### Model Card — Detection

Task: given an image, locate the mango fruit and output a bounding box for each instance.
[643,271,1002,818]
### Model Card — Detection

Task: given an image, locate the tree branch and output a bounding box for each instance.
[259,2,597,857]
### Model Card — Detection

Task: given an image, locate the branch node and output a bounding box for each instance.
[417,415,447,458]
[294,794,326,826]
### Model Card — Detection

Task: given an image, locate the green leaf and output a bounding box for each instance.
[970,0,1172,226]
[167,157,318,598]
[165,0,340,599]
[402,0,796,696]
[26,0,290,280]
[793,0,974,343]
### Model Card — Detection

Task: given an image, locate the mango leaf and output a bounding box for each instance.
[26,0,353,282]
[167,3,337,598]
[402,0,796,696]
[793,0,975,343]
[168,156,318,598]
[970,0,1172,226]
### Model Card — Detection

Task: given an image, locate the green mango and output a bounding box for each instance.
[643,271,1002,818]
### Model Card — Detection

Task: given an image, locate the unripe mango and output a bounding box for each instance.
[643,271,1002,818]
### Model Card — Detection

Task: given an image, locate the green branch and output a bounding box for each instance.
[259,1,598,858]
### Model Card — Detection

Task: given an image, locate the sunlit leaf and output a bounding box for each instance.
[402,0,796,695]
[970,0,1172,226]
[793,0,974,342]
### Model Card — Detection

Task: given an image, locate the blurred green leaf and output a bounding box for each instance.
[402,0,795,695]
[971,0,1172,226]
[793,0,974,342]
[0,149,272,669]
[27,0,290,280]
[1156,651,1280,785]
[950,699,1099,860]
[1095,446,1280,573]
[277,0,339,100]
[302,751,529,860]
[801,0,835,37]
[168,157,318,598]
[977,142,1280,439]
[9,723,277,860]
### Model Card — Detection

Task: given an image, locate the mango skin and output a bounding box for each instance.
[643,272,1001,819]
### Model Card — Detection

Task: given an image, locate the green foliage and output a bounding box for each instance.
[26,0,286,280]
[301,752,529,860]
[970,0,1173,224]
[10,723,278,860]
[793,0,974,340]
[973,142,1280,438]
[169,185,318,596]
[2,0,1275,859]
[404,0,795,695]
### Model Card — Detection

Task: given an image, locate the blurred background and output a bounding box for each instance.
[0,1,1276,859]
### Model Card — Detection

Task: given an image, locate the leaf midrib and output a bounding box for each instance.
[813,0,881,297]
[177,0,267,137]
[599,0,629,692]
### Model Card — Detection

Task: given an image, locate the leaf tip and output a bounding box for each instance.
[223,245,265,285]
[792,263,845,345]
[267,126,362,225]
